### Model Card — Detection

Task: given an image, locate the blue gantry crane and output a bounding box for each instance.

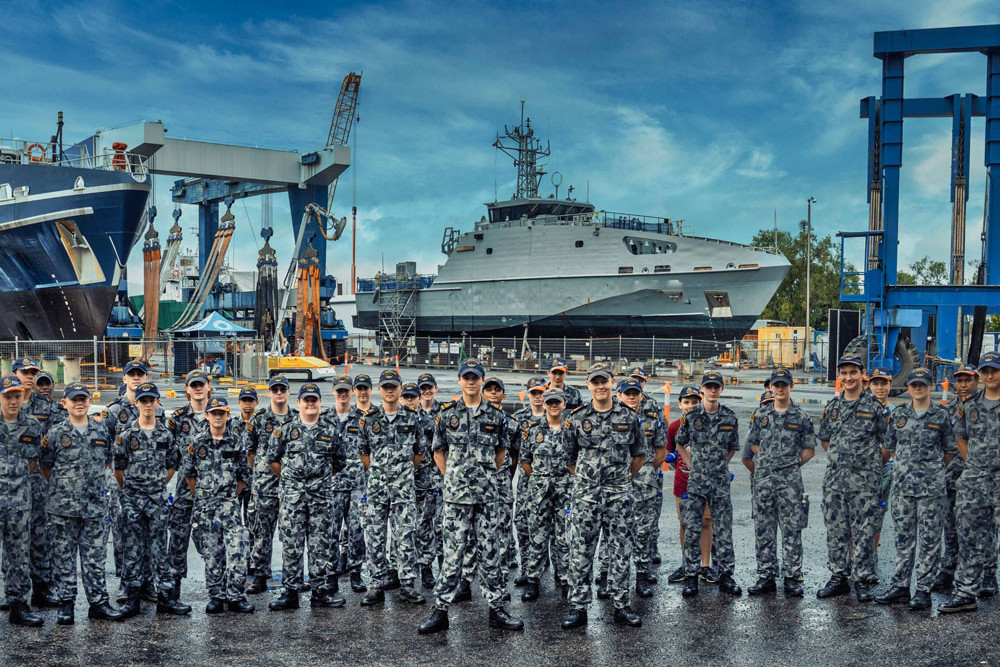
[840,24,1000,389]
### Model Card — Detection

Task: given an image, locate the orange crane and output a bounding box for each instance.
[325,72,361,293]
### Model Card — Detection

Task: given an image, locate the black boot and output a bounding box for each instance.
[874,586,909,605]
[682,576,699,598]
[361,588,385,607]
[140,581,158,603]
[171,577,183,601]
[205,598,226,614]
[311,588,346,608]
[932,570,954,593]
[521,580,540,602]
[57,601,75,625]
[938,594,978,613]
[979,575,998,598]
[909,590,931,610]
[748,578,776,596]
[613,606,642,627]
[384,570,402,591]
[156,591,191,616]
[9,601,43,627]
[816,575,850,599]
[227,598,256,613]
[453,579,472,603]
[719,573,742,596]
[269,589,300,611]
[855,581,874,603]
[246,575,269,595]
[399,586,426,604]
[350,569,367,593]
[420,565,435,590]
[636,573,654,598]
[488,606,524,631]
[783,578,804,598]
[596,571,610,600]
[561,608,587,630]
[30,580,59,609]
[88,601,125,621]
[121,588,141,619]
[514,573,529,587]
[418,608,449,635]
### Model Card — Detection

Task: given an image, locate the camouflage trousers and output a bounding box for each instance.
[650,469,665,559]
[683,489,735,577]
[0,508,30,603]
[29,471,50,583]
[414,487,442,568]
[499,498,515,573]
[167,479,194,580]
[632,487,660,576]
[940,485,960,575]
[513,471,530,569]
[249,492,280,578]
[365,494,418,587]
[821,479,879,582]
[952,472,999,599]
[279,490,334,592]
[434,500,505,610]
[121,492,172,592]
[876,461,893,533]
[192,500,249,602]
[49,514,110,605]
[889,492,942,594]
[566,489,634,611]
[332,488,365,574]
[523,475,571,581]
[753,477,806,580]
[107,475,125,577]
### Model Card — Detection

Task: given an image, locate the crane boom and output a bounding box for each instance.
[326,72,361,205]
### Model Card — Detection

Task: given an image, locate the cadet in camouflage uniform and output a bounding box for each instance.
[165,369,212,599]
[512,376,547,588]
[548,356,582,410]
[414,373,443,589]
[629,367,667,566]
[816,354,887,603]
[520,388,572,602]
[675,370,743,598]
[245,375,297,594]
[234,387,258,525]
[40,383,124,625]
[322,375,368,594]
[14,357,58,609]
[875,368,956,610]
[561,364,646,630]
[114,382,191,618]
[186,397,254,614]
[418,359,523,635]
[745,369,815,598]
[268,384,348,611]
[343,374,373,587]
[483,376,520,580]
[935,364,979,592]
[0,376,44,627]
[867,367,895,567]
[940,352,1000,613]
[358,370,426,606]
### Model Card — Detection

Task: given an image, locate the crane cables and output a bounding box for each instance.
[170,207,237,329]
[159,206,184,285]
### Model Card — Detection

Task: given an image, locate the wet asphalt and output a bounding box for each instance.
[2,366,999,666]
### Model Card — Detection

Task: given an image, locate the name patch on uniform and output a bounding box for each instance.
[645,410,658,419]
[856,412,874,419]
[91,439,107,447]
[60,434,72,447]
[784,423,800,430]
[19,434,36,445]
[318,434,333,442]
[614,422,631,432]
[347,426,360,434]
[481,423,497,433]
[718,424,735,431]
[926,423,941,430]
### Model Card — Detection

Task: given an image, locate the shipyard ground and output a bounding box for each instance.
[1,367,997,666]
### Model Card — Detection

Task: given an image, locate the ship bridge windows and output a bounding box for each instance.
[623,236,676,255]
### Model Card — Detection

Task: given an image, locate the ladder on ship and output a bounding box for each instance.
[376,279,417,362]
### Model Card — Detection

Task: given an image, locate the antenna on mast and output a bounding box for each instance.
[493,100,550,199]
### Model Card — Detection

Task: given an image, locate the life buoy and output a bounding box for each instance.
[27,143,46,162]
[171,269,180,278]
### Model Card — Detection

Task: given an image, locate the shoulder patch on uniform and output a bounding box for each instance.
[253,407,267,417]
[570,405,585,415]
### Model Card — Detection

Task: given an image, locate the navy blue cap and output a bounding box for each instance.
[353,374,373,388]
[36,371,53,384]
[185,369,209,386]
[869,367,893,381]
[542,388,565,403]
[123,361,148,376]
[906,367,933,386]
[677,385,701,400]
[206,396,230,412]
[620,378,643,393]
[416,373,437,388]
[268,374,290,389]
[401,382,419,398]
[135,382,160,400]
[759,390,775,405]
[526,376,548,391]
[378,369,402,387]
[483,376,505,392]
[837,353,865,369]
[587,363,614,381]
[952,364,979,378]
[458,359,485,378]
[63,382,92,400]
[978,351,1000,371]
[627,367,648,380]
[1,376,24,394]
[238,387,259,401]
[12,357,40,372]
[548,356,569,371]
[299,383,323,399]
[768,368,793,385]
[332,375,353,391]
[701,371,724,387]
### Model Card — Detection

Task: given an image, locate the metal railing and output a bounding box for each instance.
[0,138,150,176]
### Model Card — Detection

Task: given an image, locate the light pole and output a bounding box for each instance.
[805,197,815,371]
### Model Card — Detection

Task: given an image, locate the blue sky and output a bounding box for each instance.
[4,0,1000,293]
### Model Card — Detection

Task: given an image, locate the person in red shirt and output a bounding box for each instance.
[665,386,715,583]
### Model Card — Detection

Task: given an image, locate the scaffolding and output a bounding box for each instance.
[374,275,421,362]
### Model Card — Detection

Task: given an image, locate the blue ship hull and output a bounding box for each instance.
[0,162,149,339]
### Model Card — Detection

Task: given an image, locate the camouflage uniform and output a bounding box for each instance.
[675,403,739,578]
[431,399,509,611]
[745,402,815,581]
[941,396,968,577]
[187,422,251,602]
[115,420,179,593]
[631,401,666,577]
[495,407,520,573]
[558,384,583,411]
[817,393,887,583]
[520,418,572,582]
[565,401,644,611]
[512,407,542,571]
[268,418,347,592]
[0,414,42,604]
[874,401,894,541]
[323,406,367,575]
[885,403,956,593]
[639,394,666,559]
[952,392,1000,600]
[21,393,53,589]
[414,401,443,571]
[40,418,114,605]
[245,407,297,579]
[359,406,424,587]
[166,407,207,582]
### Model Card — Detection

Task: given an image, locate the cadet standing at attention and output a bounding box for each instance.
[875,368,955,610]
[628,367,668,566]
[234,387,258,525]
[186,397,254,614]
[675,371,743,599]
[268,384,348,611]
[483,376,520,581]
[414,373,444,590]
[418,359,523,635]
[512,376,548,588]
[358,370,426,607]
[547,357,582,411]
[40,382,124,625]
[816,353,887,603]
[745,368,815,598]
[561,364,645,630]
[0,375,44,627]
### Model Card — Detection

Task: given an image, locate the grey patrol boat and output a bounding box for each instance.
[356,107,790,339]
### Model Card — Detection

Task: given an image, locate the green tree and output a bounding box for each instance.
[750,227,860,331]
[908,256,948,284]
